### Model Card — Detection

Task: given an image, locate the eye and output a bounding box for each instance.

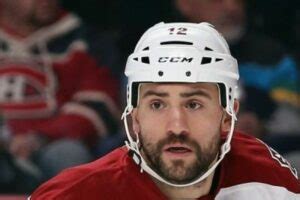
[186,101,202,110]
[150,100,165,110]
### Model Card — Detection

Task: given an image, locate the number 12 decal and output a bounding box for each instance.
[168,27,187,35]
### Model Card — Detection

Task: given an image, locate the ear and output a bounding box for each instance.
[233,99,240,115]
[131,108,141,135]
[221,100,240,132]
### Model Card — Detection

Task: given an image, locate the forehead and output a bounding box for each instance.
[139,82,219,95]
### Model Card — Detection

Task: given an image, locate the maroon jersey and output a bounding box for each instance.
[29,132,300,200]
[0,13,119,139]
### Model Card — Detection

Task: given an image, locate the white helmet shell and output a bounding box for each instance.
[122,22,239,187]
[125,22,239,114]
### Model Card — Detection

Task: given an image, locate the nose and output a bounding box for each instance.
[166,106,189,136]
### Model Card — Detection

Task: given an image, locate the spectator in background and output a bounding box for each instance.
[174,0,246,45]
[173,0,300,138]
[0,0,120,193]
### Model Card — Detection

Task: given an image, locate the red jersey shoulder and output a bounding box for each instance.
[30,147,128,200]
[219,132,300,193]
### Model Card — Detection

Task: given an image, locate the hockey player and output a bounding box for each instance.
[29,22,300,199]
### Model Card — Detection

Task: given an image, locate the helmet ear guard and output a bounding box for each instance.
[122,22,239,187]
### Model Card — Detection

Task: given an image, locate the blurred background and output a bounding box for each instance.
[0,0,299,197]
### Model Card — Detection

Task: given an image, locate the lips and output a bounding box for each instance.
[163,144,192,154]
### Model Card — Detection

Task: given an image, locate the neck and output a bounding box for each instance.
[154,170,215,200]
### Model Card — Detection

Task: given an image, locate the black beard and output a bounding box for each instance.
[140,133,220,184]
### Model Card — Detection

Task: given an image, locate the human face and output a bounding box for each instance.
[1,0,60,27]
[131,83,230,184]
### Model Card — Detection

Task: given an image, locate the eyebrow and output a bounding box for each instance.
[142,89,212,99]
[142,91,169,98]
[180,90,212,99]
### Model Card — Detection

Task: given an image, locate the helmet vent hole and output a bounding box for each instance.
[160,41,193,45]
[204,47,213,51]
[215,58,223,62]
[201,57,212,64]
[229,87,232,92]
[143,46,150,51]
[186,71,191,77]
[158,71,164,76]
[141,57,150,64]
[229,95,232,100]
[133,57,138,61]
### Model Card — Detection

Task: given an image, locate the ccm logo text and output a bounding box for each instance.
[158,57,193,63]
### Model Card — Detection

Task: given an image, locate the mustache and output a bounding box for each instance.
[155,133,199,152]
[162,133,189,143]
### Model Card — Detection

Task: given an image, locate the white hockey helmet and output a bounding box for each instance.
[122,22,239,187]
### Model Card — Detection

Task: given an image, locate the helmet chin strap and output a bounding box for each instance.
[122,105,236,187]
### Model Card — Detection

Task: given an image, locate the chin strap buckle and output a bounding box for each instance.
[127,149,144,173]
[126,141,143,172]
[128,149,142,166]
